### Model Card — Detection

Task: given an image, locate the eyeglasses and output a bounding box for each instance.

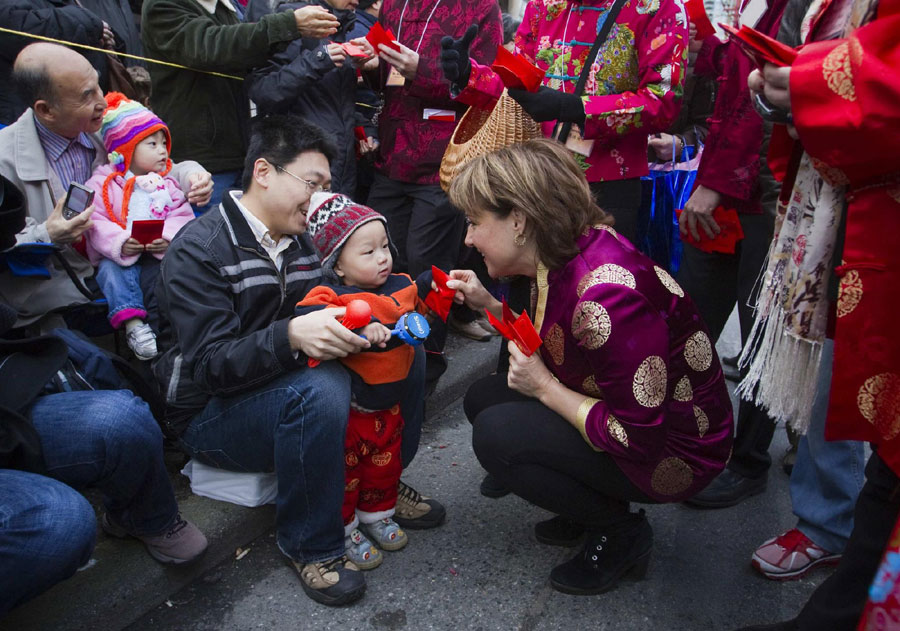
[274,164,331,195]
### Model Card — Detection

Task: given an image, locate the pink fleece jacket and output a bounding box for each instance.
[83,164,195,266]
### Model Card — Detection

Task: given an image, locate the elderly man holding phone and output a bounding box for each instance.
[0,42,212,330]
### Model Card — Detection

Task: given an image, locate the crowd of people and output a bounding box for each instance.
[0,0,897,628]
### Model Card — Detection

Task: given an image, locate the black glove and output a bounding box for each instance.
[508,86,586,125]
[440,24,477,89]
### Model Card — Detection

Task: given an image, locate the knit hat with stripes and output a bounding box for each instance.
[100,92,171,174]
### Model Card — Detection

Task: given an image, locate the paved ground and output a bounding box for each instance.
[125,313,828,631]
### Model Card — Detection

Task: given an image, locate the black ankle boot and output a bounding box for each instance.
[549,510,653,595]
[534,515,586,547]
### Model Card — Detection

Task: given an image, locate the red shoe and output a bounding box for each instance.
[751,528,841,580]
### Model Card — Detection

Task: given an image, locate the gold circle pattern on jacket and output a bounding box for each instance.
[572,301,612,350]
[632,356,667,408]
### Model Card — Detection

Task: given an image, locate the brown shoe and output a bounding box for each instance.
[448,314,493,342]
[475,315,500,336]
[102,513,207,565]
[393,480,446,530]
[289,555,366,606]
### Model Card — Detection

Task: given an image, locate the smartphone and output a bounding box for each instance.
[62,182,95,220]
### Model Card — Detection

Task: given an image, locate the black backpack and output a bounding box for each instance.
[48,328,166,421]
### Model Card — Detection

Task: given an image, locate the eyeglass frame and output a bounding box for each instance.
[271,162,331,196]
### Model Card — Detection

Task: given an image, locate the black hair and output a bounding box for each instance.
[13,62,55,108]
[501,13,520,45]
[241,114,337,190]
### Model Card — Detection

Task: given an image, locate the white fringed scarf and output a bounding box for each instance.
[738,152,845,433]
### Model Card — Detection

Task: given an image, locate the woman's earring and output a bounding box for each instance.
[514,233,526,247]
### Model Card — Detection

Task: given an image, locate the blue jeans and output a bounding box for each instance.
[792,339,866,553]
[0,469,96,614]
[95,258,146,328]
[194,170,242,215]
[30,390,179,535]
[180,364,352,563]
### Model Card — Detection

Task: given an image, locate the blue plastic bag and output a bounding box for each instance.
[636,144,701,274]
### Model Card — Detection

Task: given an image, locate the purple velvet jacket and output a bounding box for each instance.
[535,224,733,501]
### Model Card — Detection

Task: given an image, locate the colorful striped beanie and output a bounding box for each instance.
[100,92,171,174]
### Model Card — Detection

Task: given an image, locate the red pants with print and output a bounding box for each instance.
[342,405,404,526]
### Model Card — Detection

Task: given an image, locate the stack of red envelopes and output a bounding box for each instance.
[720,23,799,68]
[676,206,745,254]
[425,266,454,322]
[366,22,401,53]
[685,0,716,39]
[490,46,545,92]
[340,41,368,58]
[486,299,543,356]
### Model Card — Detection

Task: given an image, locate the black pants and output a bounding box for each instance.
[367,172,465,276]
[677,210,776,479]
[464,373,654,528]
[589,178,643,246]
[797,451,900,630]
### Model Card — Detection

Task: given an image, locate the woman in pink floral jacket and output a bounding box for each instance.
[442,0,689,244]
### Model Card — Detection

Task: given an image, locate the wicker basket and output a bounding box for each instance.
[439,90,543,192]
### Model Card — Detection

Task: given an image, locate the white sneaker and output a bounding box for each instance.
[126,322,158,360]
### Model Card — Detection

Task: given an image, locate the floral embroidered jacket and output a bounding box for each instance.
[372,0,503,185]
[535,224,733,501]
[459,0,689,182]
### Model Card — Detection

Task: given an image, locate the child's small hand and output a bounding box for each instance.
[145,238,169,254]
[122,237,144,256]
[360,322,391,347]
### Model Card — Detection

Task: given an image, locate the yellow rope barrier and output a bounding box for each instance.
[0,25,244,80]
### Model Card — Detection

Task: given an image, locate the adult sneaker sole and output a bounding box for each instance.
[751,553,841,581]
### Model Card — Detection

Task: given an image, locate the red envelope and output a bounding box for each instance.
[685,0,717,39]
[491,45,545,93]
[485,299,543,357]
[340,41,369,59]
[675,206,745,254]
[424,265,454,322]
[366,22,401,53]
[131,219,164,245]
[720,23,798,68]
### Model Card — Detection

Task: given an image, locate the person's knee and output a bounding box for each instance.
[471,411,513,470]
[284,363,351,440]
[463,376,499,423]
[2,476,96,599]
[49,484,96,564]
[95,391,163,456]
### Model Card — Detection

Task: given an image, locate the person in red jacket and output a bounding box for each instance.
[735,0,900,627]
[677,0,790,509]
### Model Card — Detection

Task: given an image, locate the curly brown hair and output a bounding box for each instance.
[448,138,613,270]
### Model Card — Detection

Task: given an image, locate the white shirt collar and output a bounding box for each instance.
[230,191,293,267]
[195,0,236,14]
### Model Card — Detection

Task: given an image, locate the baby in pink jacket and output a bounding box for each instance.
[84,93,196,360]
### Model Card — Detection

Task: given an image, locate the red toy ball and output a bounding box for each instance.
[342,299,372,329]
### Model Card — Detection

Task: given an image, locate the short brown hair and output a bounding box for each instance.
[448,138,613,270]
